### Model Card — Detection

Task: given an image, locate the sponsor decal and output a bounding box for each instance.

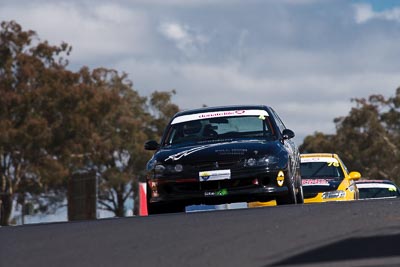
[199,169,231,181]
[301,157,339,164]
[302,179,330,186]
[171,109,269,124]
[217,189,228,196]
[199,111,236,119]
[276,170,285,187]
[204,189,228,197]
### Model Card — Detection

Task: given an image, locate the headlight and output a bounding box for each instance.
[258,155,279,165]
[246,158,257,166]
[244,155,280,167]
[154,164,183,173]
[322,190,346,199]
[154,164,166,173]
[174,164,183,172]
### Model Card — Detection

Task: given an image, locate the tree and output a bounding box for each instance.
[146,90,180,138]
[132,90,180,215]
[0,21,71,225]
[0,20,182,223]
[86,68,150,217]
[300,89,400,184]
[299,132,335,153]
[333,96,397,179]
[380,87,400,153]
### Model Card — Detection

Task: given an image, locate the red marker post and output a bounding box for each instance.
[139,182,148,216]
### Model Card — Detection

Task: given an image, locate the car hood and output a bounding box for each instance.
[152,139,287,164]
[302,178,342,193]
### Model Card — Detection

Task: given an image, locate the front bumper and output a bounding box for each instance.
[147,170,290,206]
[304,191,355,203]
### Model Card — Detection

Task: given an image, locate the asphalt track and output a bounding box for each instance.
[2,199,400,267]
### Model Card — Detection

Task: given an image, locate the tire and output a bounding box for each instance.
[147,202,186,215]
[146,184,186,215]
[276,176,297,205]
[296,185,304,204]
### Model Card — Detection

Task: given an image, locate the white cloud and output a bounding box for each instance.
[158,21,208,57]
[381,7,400,22]
[115,55,399,143]
[93,3,133,24]
[275,0,320,4]
[353,4,375,23]
[354,3,400,23]
[160,22,189,43]
[0,2,154,65]
[118,0,319,6]
[2,0,400,143]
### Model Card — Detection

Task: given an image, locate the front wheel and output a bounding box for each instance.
[276,177,297,205]
[146,184,186,215]
[147,202,186,215]
[296,185,304,204]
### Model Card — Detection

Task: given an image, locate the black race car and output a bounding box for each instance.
[144,105,303,214]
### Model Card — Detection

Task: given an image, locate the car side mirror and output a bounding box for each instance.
[282,129,295,140]
[144,140,160,151]
[349,171,361,180]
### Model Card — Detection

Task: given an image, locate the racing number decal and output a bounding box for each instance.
[327,162,339,167]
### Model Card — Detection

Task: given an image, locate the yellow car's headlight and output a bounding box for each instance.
[322,190,346,199]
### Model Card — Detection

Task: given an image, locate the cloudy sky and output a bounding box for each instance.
[2,0,400,144]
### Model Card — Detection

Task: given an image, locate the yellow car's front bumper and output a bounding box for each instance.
[304,191,356,203]
[247,200,276,208]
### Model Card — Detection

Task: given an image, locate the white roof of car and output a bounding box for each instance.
[300,156,338,163]
[357,183,397,190]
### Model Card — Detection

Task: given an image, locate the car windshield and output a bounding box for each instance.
[300,161,344,179]
[358,184,400,199]
[163,115,275,146]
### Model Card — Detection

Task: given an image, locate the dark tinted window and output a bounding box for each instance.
[359,186,400,199]
[301,162,344,179]
[164,115,274,146]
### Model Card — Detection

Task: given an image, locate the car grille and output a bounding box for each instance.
[157,159,275,195]
[192,160,241,170]
[169,178,254,193]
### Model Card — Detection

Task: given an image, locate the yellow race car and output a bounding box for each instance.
[300,153,361,203]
